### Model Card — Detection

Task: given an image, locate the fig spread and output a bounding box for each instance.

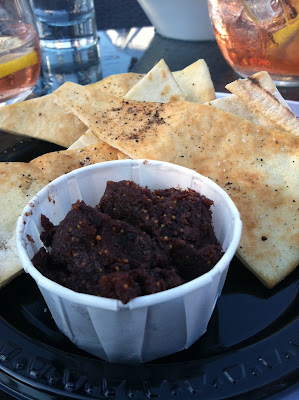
[32,180,223,303]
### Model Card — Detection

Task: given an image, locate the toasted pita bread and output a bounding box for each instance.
[206,71,294,131]
[70,60,216,150]
[173,59,216,103]
[0,94,87,147]
[68,128,129,159]
[90,72,143,98]
[0,142,123,287]
[206,95,280,130]
[0,59,214,147]
[0,73,143,148]
[53,82,299,288]
[68,129,103,150]
[124,59,185,103]
[226,74,299,136]
[249,71,291,110]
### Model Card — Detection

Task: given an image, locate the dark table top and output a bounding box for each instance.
[0,3,298,400]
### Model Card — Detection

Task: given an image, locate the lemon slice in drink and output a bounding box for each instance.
[0,50,39,79]
[270,16,299,48]
[241,0,299,49]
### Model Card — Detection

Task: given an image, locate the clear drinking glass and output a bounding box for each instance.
[0,0,41,106]
[207,0,299,87]
[29,0,101,93]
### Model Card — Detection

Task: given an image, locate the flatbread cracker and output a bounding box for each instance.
[70,60,217,150]
[0,60,214,147]
[206,95,280,130]
[68,128,103,150]
[173,59,216,103]
[91,72,143,98]
[226,74,299,136]
[0,94,87,147]
[207,71,293,131]
[248,71,291,110]
[68,128,129,160]
[124,59,185,103]
[0,142,123,287]
[0,73,143,148]
[53,82,299,288]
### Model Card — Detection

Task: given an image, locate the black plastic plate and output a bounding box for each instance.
[0,139,298,400]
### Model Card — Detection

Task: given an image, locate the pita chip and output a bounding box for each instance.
[68,60,217,151]
[124,59,216,104]
[124,59,185,103]
[0,93,87,147]
[53,82,299,289]
[68,128,102,150]
[0,73,143,148]
[173,59,216,103]
[206,72,294,131]
[206,94,280,130]
[248,71,291,110]
[68,127,129,162]
[0,142,123,287]
[0,60,215,148]
[226,73,299,135]
[95,72,143,98]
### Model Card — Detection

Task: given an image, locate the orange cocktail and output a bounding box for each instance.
[208,0,299,86]
[0,22,41,105]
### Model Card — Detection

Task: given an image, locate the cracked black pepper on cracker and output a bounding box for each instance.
[32,180,223,303]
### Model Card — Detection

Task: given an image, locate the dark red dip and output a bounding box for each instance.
[32,180,223,303]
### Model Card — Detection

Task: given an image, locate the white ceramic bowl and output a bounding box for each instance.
[16,159,241,363]
[137,0,215,41]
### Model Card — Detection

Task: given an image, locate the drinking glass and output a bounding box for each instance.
[29,0,101,93]
[0,0,41,106]
[207,0,299,87]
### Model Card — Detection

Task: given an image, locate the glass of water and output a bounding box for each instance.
[0,0,41,106]
[29,0,101,92]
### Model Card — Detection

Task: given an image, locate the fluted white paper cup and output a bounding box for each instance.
[16,159,242,363]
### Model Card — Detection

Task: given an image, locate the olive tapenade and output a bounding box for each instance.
[32,180,223,303]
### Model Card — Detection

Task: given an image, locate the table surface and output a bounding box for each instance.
[0,2,298,399]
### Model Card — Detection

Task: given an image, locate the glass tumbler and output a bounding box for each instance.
[0,0,41,106]
[207,0,299,87]
[29,0,101,93]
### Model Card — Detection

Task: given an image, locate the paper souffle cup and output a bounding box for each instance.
[16,159,242,363]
